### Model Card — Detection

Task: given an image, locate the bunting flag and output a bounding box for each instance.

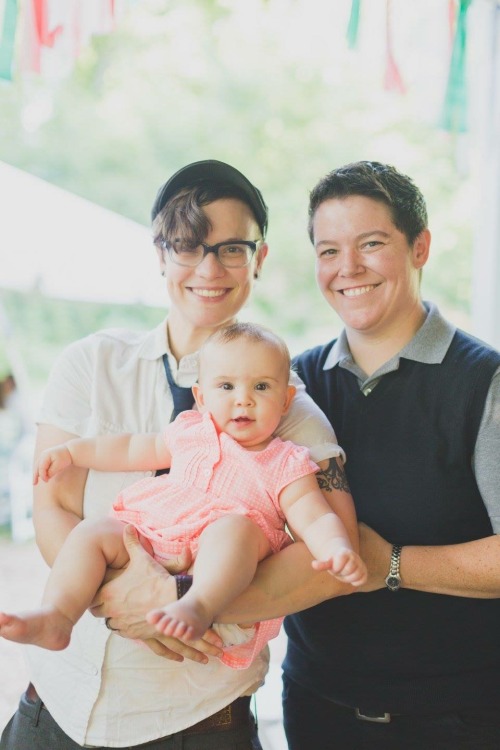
[346,0,361,50]
[20,0,63,73]
[0,0,18,81]
[441,0,473,132]
[383,0,406,94]
[448,0,456,44]
[3,0,123,78]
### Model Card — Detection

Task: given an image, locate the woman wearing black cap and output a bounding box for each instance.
[1,161,351,750]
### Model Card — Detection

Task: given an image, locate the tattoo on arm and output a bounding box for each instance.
[317,458,351,493]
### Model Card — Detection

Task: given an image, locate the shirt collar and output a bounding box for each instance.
[323,302,457,371]
[136,318,170,360]
[136,317,199,377]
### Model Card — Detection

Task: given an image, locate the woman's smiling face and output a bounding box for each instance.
[313,195,429,339]
[159,198,267,336]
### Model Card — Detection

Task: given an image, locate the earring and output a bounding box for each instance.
[254,271,259,280]
[161,271,165,277]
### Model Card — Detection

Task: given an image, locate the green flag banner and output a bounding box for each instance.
[441,0,472,132]
[346,0,362,49]
[0,0,18,82]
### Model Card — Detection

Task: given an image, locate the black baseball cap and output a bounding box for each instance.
[151,159,268,237]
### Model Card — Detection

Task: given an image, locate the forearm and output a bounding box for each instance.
[33,425,88,566]
[401,535,500,598]
[360,523,500,598]
[217,540,352,625]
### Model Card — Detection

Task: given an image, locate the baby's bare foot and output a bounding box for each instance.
[0,608,73,650]
[147,598,212,641]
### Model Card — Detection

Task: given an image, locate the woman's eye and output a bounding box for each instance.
[362,240,382,251]
[318,247,338,258]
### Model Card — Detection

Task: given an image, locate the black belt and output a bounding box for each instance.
[26,684,252,737]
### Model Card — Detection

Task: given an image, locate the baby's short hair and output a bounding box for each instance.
[200,322,291,376]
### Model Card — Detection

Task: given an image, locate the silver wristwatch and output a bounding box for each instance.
[385,544,402,592]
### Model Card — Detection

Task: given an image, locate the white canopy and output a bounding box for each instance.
[1,160,165,307]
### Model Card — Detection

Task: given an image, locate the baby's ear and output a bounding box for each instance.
[192,383,204,409]
[283,384,296,414]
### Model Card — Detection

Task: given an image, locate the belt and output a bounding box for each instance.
[354,708,392,723]
[183,695,252,734]
[327,697,397,723]
[26,684,252,738]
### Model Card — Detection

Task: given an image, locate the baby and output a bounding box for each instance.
[0,323,366,668]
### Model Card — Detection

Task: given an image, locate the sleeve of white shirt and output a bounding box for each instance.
[274,370,346,465]
[37,337,94,436]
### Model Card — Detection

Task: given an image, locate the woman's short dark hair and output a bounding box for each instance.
[308,161,428,245]
[153,183,262,248]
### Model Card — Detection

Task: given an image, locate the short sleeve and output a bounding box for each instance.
[37,337,94,436]
[161,410,202,446]
[275,442,319,497]
[275,370,346,464]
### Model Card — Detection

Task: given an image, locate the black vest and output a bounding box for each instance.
[284,329,500,713]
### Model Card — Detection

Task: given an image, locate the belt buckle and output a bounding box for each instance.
[355,708,391,723]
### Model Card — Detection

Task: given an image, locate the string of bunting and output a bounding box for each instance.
[0,0,485,134]
[0,0,125,81]
[345,0,475,133]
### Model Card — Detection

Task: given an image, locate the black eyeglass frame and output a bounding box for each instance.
[159,239,261,268]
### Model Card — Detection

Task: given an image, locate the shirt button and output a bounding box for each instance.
[363,387,372,396]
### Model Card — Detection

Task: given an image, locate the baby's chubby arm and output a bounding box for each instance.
[34,432,172,483]
[280,473,367,587]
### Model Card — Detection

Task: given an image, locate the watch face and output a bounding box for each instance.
[385,575,401,591]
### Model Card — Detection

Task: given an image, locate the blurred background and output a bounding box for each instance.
[1,0,499,744]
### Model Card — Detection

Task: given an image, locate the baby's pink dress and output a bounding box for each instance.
[112,410,319,669]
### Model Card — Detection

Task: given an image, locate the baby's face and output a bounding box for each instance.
[193,338,295,450]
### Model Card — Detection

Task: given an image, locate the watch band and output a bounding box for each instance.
[175,574,193,599]
[385,544,402,592]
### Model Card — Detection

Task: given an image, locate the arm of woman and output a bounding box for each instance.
[358,371,500,599]
[33,423,88,566]
[360,523,500,598]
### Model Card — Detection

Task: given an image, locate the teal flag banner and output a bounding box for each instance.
[0,0,18,82]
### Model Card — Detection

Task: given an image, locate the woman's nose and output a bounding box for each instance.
[195,250,225,278]
[339,247,363,276]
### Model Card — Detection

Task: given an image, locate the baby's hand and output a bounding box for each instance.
[33,446,73,484]
[312,548,367,587]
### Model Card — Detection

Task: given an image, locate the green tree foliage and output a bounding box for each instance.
[0,0,474,379]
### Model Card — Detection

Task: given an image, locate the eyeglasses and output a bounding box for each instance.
[159,239,260,268]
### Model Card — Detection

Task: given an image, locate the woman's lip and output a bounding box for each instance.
[339,284,379,297]
[189,288,229,298]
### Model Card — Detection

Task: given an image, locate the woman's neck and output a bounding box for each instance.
[166,315,238,362]
[347,302,427,377]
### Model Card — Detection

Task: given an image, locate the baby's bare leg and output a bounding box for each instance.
[0,517,129,650]
[147,515,271,641]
